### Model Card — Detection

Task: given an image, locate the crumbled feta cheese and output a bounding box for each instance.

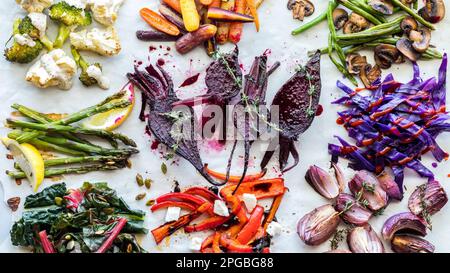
[189,237,203,251]
[213,200,230,217]
[14,34,36,47]
[86,65,110,89]
[165,206,181,222]
[242,193,257,212]
[28,12,47,38]
[266,221,283,237]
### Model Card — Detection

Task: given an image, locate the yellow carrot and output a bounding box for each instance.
[228,0,246,43]
[245,0,259,31]
[216,0,235,44]
[162,0,182,13]
[245,0,263,15]
[180,0,200,32]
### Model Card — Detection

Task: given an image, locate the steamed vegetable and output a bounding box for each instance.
[175,24,217,54]
[140,8,180,36]
[10,182,146,253]
[180,0,200,32]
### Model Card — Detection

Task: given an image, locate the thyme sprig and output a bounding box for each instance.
[330,228,350,250]
[160,110,189,160]
[212,50,242,88]
[418,184,432,229]
[338,188,369,216]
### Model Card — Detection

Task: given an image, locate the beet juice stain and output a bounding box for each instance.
[179,73,200,87]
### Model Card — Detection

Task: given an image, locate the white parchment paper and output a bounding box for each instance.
[0,0,449,252]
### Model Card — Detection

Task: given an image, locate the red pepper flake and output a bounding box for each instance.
[7,197,20,212]
[150,140,159,150]
[179,73,200,88]
[149,46,157,52]
[336,117,345,125]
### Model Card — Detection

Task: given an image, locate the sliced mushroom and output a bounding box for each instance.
[346,53,368,74]
[343,13,370,34]
[368,0,394,15]
[333,8,348,30]
[409,28,431,53]
[396,38,421,61]
[401,0,414,6]
[289,0,315,21]
[374,44,401,69]
[419,0,445,23]
[360,64,381,87]
[400,16,418,35]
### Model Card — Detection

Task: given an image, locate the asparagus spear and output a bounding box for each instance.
[14,155,129,168]
[7,119,137,147]
[7,164,123,179]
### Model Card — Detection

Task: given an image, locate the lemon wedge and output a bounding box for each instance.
[1,137,45,192]
[82,83,135,131]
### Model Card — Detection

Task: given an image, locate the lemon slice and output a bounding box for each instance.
[1,137,45,192]
[82,82,135,131]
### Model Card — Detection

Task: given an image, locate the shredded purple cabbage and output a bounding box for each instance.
[329,55,449,192]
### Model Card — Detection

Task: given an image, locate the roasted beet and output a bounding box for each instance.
[127,64,221,185]
[261,51,322,172]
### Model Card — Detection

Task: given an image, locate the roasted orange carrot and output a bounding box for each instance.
[212,232,223,253]
[204,164,266,183]
[140,8,180,36]
[162,0,182,13]
[245,0,259,31]
[180,0,200,31]
[229,0,246,43]
[245,0,264,15]
[209,0,221,7]
[216,0,235,44]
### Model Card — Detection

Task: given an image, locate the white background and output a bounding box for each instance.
[0,0,449,252]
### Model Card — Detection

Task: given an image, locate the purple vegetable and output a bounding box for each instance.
[159,4,187,33]
[381,212,427,241]
[261,51,322,172]
[127,64,221,186]
[329,55,449,189]
[408,180,448,217]
[335,193,372,226]
[136,30,179,41]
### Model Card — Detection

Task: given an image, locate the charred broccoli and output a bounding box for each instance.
[49,1,92,48]
[71,46,109,89]
[4,19,43,63]
[18,15,53,50]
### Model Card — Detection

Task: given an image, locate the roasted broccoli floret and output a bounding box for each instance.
[49,1,92,48]
[18,16,53,50]
[71,46,109,89]
[4,19,43,63]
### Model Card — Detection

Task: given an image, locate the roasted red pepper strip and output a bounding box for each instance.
[185,215,230,233]
[204,164,267,183]
[261,247,270,253]
[220,178,286,200]
[220,233,253,253]
[183,186,220,202]
[151,201,197,212]
[156,192,206,206]
[236,205,264,245]
[38,230,56,253]
[96,218,128,253]
[151,202,212,244]
[223,194,242,215]
[212,232,222,253]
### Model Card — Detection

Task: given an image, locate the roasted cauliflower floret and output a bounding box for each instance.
[26,49,77,90]
[16,0,53,13]
[90,0,125,26]
[70,26,121,56]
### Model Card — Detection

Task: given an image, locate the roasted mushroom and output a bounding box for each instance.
[409,28,431,53]
[360,64,381,87]
[419,0,445,23]
[401,0,414,5]
[288,0,315,21]
[368,0,394,15]
[343,13,369,34]
[333,8,348,30]
[346,53,368,74]
[374,44,401,69]
[400,16,418,35]
[396,38,421,61]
